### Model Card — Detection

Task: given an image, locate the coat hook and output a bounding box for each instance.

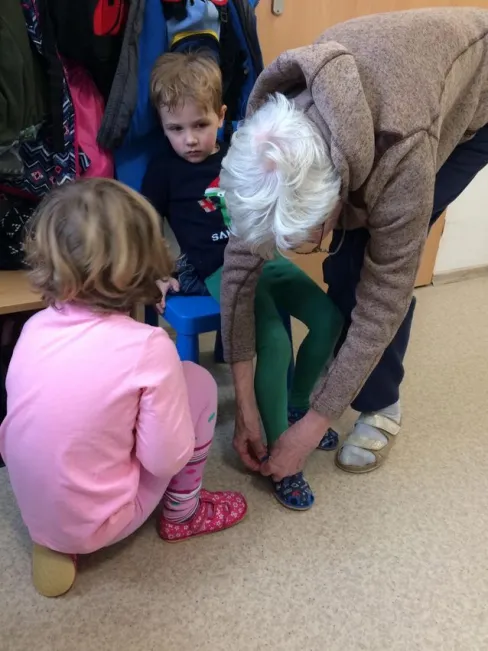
[272,0,284,16]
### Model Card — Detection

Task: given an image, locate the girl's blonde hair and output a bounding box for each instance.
[26,178,173,313]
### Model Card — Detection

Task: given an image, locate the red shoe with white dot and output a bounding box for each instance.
[160,489,247,542]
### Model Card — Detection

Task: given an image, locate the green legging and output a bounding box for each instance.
[205,256,343,446]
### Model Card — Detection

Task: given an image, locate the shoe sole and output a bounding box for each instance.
[161,510,248,543]
[334,454,384,474]
[272,491,314,511]
[32,544,76,598]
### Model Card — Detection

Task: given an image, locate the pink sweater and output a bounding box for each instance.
[0,304,195,551]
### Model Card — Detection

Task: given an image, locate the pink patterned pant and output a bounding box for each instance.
[108,362,216,546]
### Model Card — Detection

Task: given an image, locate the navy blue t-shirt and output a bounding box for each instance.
[141,142,230,281]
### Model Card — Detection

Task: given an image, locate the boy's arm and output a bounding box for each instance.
[142,156,176,286]
[141,156,169,222]
[134,330,194,479]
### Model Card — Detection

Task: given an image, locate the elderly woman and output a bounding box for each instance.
[219,7,488,480]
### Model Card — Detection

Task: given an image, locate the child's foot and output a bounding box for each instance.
[32,544,77,597]
[273,472,315,511]
[288,407,339,451]
[160,489,247,542]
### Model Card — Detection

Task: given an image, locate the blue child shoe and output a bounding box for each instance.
[273,472,315,511]
[316,428,339,451]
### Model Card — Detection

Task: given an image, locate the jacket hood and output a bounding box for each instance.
[246,43,377,198]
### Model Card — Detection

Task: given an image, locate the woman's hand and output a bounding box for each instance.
[155,278,180,315]
[233,407,267,472]
[230,360,267,471]
[260,410,331,481]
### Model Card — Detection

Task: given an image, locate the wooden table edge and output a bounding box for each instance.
[0,300,44,316]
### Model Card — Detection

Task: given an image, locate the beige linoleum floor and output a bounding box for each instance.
[1,277,488,651]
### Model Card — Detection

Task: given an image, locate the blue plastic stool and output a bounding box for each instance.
[145,296,222,363]
[145,296,295,386]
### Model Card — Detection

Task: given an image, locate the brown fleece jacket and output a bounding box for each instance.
[220,8,488,420]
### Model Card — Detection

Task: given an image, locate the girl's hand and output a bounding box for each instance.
[155,278,180,315]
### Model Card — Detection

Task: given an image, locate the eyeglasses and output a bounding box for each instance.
[293,222,345,257]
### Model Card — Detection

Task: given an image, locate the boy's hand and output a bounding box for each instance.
[155,278,180,315]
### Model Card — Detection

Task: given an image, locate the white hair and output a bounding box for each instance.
[220,93,341,256]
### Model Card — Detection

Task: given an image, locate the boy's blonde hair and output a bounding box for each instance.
[150,52,222,114]
[26,178,173,313]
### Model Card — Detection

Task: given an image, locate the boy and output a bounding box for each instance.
[142,52,343,510]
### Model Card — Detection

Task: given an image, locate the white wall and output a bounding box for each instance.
[434,166,488,275]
